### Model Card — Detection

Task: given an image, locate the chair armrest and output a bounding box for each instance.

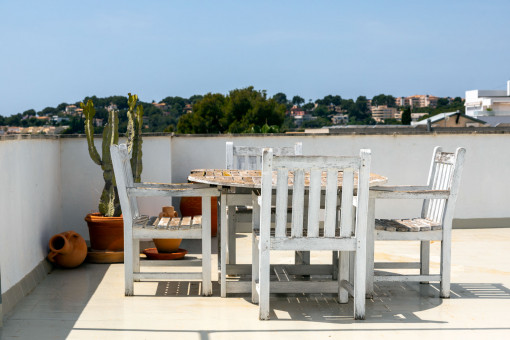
[134,182,210,189]
[370,185,450,199]
[128,183,219,197]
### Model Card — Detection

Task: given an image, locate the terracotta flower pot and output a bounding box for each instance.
[48,231,88,268]
[85,213,124,251]
[180,196,218,237]
[153,206,182,253]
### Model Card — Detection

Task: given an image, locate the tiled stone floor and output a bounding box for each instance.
[1,228,510,339]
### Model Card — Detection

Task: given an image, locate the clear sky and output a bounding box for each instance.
[1,0,510,116]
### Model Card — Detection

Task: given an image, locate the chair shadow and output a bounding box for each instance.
[235,280,510,323]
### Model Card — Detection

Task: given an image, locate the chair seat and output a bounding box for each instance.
[134,215,203,230]
[375,218,442,232]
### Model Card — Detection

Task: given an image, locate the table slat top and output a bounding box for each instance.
[188,169,387,189]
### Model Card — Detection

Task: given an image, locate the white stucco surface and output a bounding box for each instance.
[0,139,62,293]
[2,132,510,293]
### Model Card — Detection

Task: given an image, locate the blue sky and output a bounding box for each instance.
[1,0,510,116]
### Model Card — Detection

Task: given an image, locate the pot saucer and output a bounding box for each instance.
[143,248,187,260]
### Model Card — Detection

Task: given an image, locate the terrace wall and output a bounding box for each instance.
[2,130,510,296]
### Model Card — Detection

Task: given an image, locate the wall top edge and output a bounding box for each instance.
[2,127,510,142]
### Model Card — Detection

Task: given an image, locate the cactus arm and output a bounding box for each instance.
[131,104,144,182]
[99,109,120,217]
[126,93,143,183]
[82,100,102,166]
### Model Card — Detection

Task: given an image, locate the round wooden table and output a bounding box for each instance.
[188,169,387,188]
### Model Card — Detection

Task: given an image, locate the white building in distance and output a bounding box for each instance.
[465,81,510,126]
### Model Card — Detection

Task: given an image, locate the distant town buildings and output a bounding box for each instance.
[465,81,510,126]
[395,95,439,108]
[370,105,400,123]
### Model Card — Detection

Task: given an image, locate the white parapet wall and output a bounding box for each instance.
[170,133,510,224]
[2,130,510,296]
[0,137,62,294]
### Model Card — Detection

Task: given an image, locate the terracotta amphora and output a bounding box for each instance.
[153,206,182,253]
[48,231,88,268]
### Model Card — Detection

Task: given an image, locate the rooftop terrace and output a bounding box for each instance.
[1,131,510,338]
[1,228,510,339]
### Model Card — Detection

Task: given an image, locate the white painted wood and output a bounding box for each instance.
[227,263,335,275]
[307,169,322,237]
[291,169,305,237]
[340,168,354,238]
[324,169,338,238]
[133,272,203,280]
[110,143,219,297]
[339,252,349,303]
[273,156,360,170]
[369,147,466,299]
[275,169,288,238]
[374,274,441,282]
[258,148,273,320]
[353,149,370,320]
[220,189,228,298]
[270,237,356,250]
[253,148,371,320]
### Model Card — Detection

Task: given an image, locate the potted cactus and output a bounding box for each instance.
[83,93,143,252]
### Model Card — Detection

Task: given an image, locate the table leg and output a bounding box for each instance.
[220,190,228,298]
[366,197,375,298]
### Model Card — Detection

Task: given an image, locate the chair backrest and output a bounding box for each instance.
[226,141,302,170]
[260,149,371,240]
[421,147,466,224]
[110,144,140,221]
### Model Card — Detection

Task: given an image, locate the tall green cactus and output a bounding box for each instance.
[81,93,144,217]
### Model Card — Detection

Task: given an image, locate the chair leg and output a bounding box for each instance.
[252,192,261,304]
[125,237,134,296]
[440,239,451,298]
[338,251,349,303]
[259,246,270,320]
[252,233,259,304]
[354,248,366,320]
[420,241,430,284]
[133,239,140,282]
[202,235,212,296]
[332,251,339,280]
[366,197,375,297]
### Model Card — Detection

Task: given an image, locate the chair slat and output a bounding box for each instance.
[158,217,171,229]
[275,169,289,238]
[340,168,354,237]
[169,217,181,230]
[291,169,305,237]
[180,216,192,230]
[306,169,322,237]
[324,168,338,237]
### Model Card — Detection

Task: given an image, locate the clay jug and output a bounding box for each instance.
[48,231,88,268]
[153,206,182,253]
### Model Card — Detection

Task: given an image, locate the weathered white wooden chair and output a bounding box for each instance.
[221,142,303,297]
[111,144,219,296]
[367,147,466,298]
[252,149,372,320]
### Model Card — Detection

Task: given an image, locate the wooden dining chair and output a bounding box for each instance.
[252,149,372,320]
[367,147,466,298]
[111,144,219,296]
[221,142,303,297]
